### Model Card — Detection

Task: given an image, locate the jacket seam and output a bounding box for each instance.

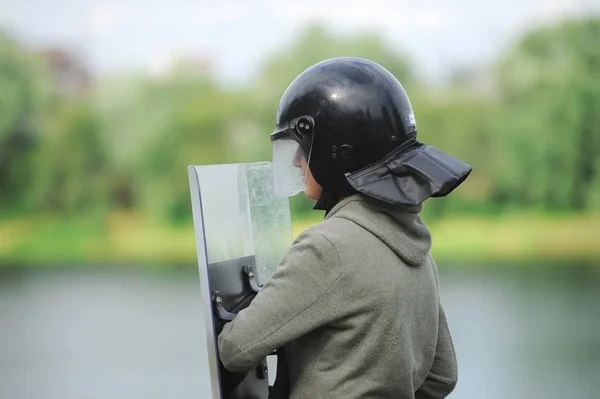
[237,233,342,359]
[306,233,344,381]
[239,273,343,358]
[318,233,343,320]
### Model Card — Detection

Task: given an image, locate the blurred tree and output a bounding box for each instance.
[411,87,499,219]
[494,17,600,211]
[95,69,261,223]
[4,16,599,229]
[136,74,236,223]
[30,100,110,214]
[0,31,50,212]
[255,24,413,97]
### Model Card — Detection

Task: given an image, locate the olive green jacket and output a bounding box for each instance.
[219,194,458,398]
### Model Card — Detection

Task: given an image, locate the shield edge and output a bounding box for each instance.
[188,165,222,399]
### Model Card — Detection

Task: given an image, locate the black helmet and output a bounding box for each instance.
[270,57,472,212]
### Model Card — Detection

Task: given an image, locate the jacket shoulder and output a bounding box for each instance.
[298,216,365,255]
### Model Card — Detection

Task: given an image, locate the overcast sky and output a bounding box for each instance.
[2,0,600,84]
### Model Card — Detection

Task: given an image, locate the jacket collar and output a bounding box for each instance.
[325,194,422,220]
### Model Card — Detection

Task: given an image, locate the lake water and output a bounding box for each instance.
[0,264,599,399]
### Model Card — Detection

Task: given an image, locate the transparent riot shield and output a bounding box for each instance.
[188,162,293,399]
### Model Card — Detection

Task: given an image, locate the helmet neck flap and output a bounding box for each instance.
[271,57,472,214]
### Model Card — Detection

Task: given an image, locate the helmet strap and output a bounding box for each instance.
[313,189,337,214]
[312,179,357,216]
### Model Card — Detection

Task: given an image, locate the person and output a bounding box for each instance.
[217,57,471,399]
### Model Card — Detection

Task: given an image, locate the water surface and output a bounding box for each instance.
[0,265,598,399]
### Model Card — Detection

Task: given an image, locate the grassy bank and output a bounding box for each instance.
[1,212,599,267]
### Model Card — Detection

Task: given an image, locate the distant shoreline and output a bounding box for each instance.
[1,212,599,267]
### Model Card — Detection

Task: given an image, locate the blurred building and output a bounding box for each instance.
[37,48,92,96]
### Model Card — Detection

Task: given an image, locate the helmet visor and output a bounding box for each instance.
[271,116,314,197]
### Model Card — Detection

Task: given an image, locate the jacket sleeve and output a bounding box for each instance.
[415,305,459,398]
[217,229,342,372]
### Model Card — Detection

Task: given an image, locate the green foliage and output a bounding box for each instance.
[29,100,110,214]
[493,17,600,211]
[94,71,269,222]
[255,24,413,99]
[1,18,600,228]
[0,31,50,209]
